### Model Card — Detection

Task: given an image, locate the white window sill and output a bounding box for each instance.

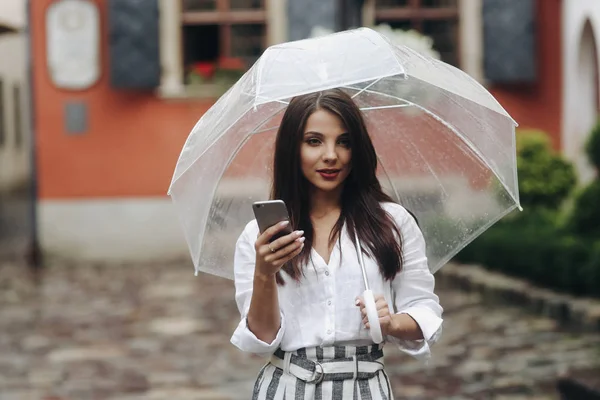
[157,83,231,101]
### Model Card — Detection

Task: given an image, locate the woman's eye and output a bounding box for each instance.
[338,139,351,147]
[306,138,321,145]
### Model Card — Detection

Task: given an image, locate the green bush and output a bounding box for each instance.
[582,242,600,295]
[455,224,598,297]
[516,130,577,210]
[452,129,600,298]
[567,121,600,239]
[586,121,600,170]
[500,207,559,230]
[568,181,600,238]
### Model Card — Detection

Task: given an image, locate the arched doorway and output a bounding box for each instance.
[574,19,599,184]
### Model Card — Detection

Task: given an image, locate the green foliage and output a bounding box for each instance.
[584,242,600,294]
[187,68,245,87]
[586,120,600,170]
[566,120,600,239]
[516,130,577,210]
[501,207,559,230]
[568,181,600,238]
[453,129,599,298]
[455,223,598,297]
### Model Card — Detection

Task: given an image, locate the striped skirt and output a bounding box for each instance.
[252,344,394,400]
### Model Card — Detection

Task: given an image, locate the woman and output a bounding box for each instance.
[231,89,443,399]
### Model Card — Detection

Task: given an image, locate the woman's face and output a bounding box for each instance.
[300,109,352,195]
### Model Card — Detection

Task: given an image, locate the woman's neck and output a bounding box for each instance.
[309,188,342,219]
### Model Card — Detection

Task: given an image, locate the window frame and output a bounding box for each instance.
[181,0,268,61]
[158,0,482,98]
[364,0,462,68]
[158,0,286,99]
[375,0,459,31]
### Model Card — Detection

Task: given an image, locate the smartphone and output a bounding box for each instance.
[252,200,294,242]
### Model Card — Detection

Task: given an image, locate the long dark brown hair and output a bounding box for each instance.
[271,88,404,284]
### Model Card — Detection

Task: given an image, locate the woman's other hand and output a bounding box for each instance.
[356,294,394,336]
[356,294,425,341]
[255,221,305,278]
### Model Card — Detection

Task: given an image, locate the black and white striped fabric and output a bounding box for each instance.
[252,344,394,400]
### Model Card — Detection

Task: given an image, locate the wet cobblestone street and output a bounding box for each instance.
[0,260,599,400]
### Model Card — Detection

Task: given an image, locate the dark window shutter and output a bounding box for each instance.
[483,0,536,84]
[108,0,161,89]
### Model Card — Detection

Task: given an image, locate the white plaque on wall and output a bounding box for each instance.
[46,0,100,90]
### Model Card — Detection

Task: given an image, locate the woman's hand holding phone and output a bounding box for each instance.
[255,221,305,277]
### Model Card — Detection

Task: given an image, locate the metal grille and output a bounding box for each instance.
[376,0,409,8]
[183,0,216,11]
[230,0,264,9]
[376,0,456,8]
[421,0,457,7]
[231,24,265,62]
[423,19,458,66]
[377,19,411,31]
[373,0,459,66]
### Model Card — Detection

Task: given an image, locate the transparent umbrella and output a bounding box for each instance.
[168,27,521,340]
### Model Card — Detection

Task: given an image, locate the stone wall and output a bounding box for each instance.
[437,262,600,332]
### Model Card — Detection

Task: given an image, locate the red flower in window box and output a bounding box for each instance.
[218,57,246,71]
[193,62,217,80]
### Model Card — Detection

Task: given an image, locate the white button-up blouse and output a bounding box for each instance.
[230,202,443,362]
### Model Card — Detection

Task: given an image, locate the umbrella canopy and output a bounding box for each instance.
[168,27,520,279]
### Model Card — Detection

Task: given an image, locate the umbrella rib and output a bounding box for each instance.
[375,153,402,204]
[252,125,279,135]
[337,86,519,207]
[252,73,401,107]
[429,202,520,273]
[403,132,450,200]
[253,95,289,106]
[193,106,288,277]
[168,89,243,194]
[350,77,383,99]
[341,85,410,109]
[409,101,520,208]
[359,104,412,111]
[442,92,512,162]
[254,51,267,104]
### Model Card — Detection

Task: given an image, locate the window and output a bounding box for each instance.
[0,79,5,148]
[13,85,22,148]
[181,0,267,88]
[374,0,459,66]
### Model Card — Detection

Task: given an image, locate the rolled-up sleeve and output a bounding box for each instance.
[388,207,443,362]
[230,222,285,354]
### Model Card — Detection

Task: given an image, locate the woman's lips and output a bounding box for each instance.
[317,169,340,179]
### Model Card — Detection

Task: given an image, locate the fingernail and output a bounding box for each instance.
[355,299,360,306]
[295,230,304,236]
[297,237,306,243]
[280,221,289,226]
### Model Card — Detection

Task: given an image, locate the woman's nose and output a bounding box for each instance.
[322,144,338,162]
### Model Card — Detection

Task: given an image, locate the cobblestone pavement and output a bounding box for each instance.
[0,261,599,400]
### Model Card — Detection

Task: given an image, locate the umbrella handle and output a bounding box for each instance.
[363,289,384,344]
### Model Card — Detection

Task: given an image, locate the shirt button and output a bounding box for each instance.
[327,329,332,334]
[327,300,332,306]
[325,270,330,276]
